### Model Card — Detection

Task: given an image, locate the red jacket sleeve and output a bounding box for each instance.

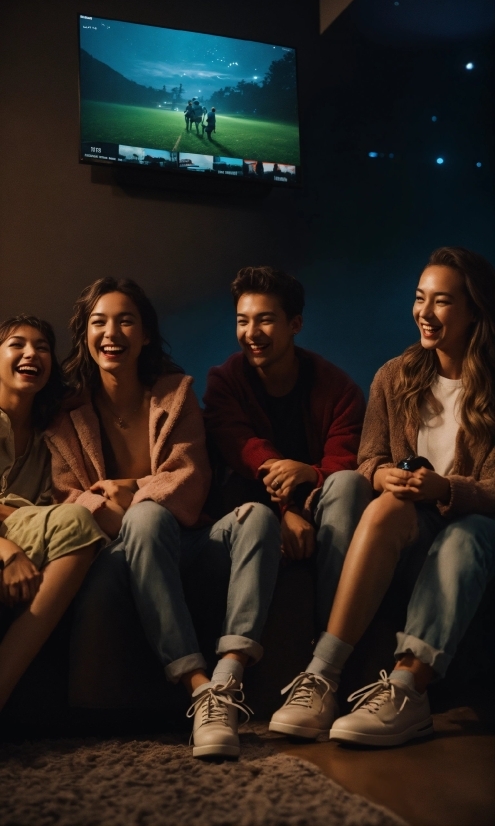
[203,366,283,479]
[316,378,366,478]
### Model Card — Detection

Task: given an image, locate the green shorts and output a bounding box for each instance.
[0,503,106,570]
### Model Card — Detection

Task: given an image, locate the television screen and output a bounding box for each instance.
[79,15,301,187]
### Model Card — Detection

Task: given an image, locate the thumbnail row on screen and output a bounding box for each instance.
[81,143,298,184]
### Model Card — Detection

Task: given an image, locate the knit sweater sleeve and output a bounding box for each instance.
[132,384,211,527]
[357,365,395,483]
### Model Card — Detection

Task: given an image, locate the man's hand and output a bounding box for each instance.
[0,539,42,607]
[375,467,450,503]
[90,479,137,511]
[261,460,318,504]
[281,510,316,560]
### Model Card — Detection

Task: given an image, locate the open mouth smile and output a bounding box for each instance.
[247,343,269,353]
[100,345,126,356]
[420,324,442,337]
[16,364,41,376]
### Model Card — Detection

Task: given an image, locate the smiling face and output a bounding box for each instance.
[0,325,52,401]
[236,292,302,373]
[87,291,149,380]
[413,265,476,363]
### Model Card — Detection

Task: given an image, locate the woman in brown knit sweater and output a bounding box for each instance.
[270,247,495,746]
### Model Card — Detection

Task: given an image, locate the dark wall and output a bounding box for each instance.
[1,0,493,400]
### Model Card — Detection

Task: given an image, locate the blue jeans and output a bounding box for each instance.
[395,512,495,678]
[313,471,374,628]
[72,501,281,682]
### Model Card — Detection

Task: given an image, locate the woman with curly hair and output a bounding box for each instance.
[0,315,104,712]
[270,246,495,746]
[45,278,280,758]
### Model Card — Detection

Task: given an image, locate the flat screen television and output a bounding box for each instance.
[78,15,302,188]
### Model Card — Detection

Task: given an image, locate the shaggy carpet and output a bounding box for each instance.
[0,726,407,826]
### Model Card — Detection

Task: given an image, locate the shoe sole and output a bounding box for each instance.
[330,718,434,747]
[269,721,329,740]
[193,744,240,758]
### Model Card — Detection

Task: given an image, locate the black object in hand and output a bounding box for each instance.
[396,455,434,472]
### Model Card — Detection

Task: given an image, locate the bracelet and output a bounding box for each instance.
[0,552,18,571]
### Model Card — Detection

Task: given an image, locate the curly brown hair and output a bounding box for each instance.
[62,278,183,395]
[394,246,495,451]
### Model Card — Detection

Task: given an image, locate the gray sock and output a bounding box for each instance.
[211,658,244,687]
[307,632,354,688]
[390,669,420,695]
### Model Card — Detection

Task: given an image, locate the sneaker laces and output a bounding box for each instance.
[347,670,410,714]
[186,675,253,729]
[280,672,331,708]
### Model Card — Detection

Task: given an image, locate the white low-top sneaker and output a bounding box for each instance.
[186,676,252,759]
[269,672,338,739]
[330,670,434,747]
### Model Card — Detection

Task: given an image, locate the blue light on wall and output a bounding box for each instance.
[368,151,378,157]
[436,157,444,164]
[465,62,474,69]
[476,162,482,167]
[431,115,437,121]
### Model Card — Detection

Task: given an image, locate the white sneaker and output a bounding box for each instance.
[186,676,252,758]
[330,670,434,747]
[269,672,338,739]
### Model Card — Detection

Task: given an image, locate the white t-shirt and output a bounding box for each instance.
[417,374,463,477]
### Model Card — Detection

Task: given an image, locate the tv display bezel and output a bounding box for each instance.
[77,12,303,190]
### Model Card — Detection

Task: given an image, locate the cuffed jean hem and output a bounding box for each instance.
[395,632,451,680]
[216,634,263,665]
[164,653,208,683]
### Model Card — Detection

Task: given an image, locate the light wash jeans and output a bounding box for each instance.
[72,500,281,682]
[396,512,495,678]
[312,470,374,628]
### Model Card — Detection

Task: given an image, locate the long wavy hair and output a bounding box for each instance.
[394,247,495,451]
[62,278,183,395]
[0,315,65,430]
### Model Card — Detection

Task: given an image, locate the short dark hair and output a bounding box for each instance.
[0,314,65,430]
[231,266,304,319]
[62,277,183,396]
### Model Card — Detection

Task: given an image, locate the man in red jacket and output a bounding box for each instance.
[203,266,372,630]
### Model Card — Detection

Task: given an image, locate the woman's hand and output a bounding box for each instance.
[403,468,451,503]
[261,460,318,504]
[0,539,42,607]
[376,467,450,503]
[90,479,137,511]
[281,509,316,560]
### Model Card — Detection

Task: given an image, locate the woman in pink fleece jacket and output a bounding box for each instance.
[45,278,280,759]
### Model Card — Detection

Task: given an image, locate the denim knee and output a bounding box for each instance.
[428,514,495,580]
[234,502,280,548]
[119,501,181,567]
[315,470,373,523]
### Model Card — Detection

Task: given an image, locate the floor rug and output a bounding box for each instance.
[0,726,407,826]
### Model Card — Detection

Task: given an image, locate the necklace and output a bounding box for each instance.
[98,393,146,429]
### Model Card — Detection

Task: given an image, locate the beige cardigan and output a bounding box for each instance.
[45,374,211,528]
[358,357,495,518]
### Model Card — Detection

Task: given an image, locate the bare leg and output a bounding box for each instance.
[0,544,97,711]
[395,653,435,693]
[327,493,419,646]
